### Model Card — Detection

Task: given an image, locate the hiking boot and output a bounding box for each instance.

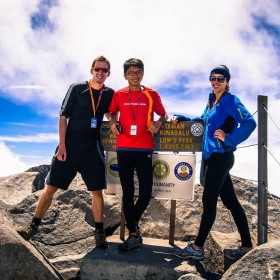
[173,242,205,260]
[118,235,142,252]
[17,225,38,241]
[224,246,252,260]
[94,229,108,248]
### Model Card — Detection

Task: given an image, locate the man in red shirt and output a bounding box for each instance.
[109,58,168,251]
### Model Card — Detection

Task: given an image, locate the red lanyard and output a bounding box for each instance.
[88,80,103,118]
[128,88,142,124]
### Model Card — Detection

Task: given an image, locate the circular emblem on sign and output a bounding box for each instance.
[191,123,204,137]
[100,124,111,135]
[153,160,170,180]
[107,157,119,177]
[174,162,193,181]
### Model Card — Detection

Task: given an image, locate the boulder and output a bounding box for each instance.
[178,274,205,280]
[0,172,38,205]
[206,231,240,274]
[0,202,61,280]
[0,168,279,279]
[222,241,280,280]
[9,187,122,279]
[25,165,51,192]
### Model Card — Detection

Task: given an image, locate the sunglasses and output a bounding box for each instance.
[93,67,109,73]
[209,75,226,83]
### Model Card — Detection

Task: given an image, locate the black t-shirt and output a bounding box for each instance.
[60,81,114,139]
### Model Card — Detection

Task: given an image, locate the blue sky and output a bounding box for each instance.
[1,0,280,197]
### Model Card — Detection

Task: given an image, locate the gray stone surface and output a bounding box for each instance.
[0,203,61,280]
[222,241,280,280]
[80,236,199,280]
[206,231,240,274]
[9,187,122,278]
[178,274,205,280]
[0,168,279,279]
[0,172,37,205]
[25,165,51,191]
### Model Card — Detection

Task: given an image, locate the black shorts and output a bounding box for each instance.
[45,138,106,191]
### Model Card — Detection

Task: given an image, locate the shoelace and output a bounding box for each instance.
[125,236,138,246]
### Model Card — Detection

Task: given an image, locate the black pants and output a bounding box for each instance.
[195,152,252,248]
[117,150,153,234]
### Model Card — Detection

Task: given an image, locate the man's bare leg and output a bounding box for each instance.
[34,185,58,218]
[17,185,58,240]
[91,190,104,223]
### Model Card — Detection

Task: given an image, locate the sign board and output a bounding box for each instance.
[100,121,204,152]
[105,151,195,200]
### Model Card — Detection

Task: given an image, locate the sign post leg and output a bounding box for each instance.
[169,199,176,245]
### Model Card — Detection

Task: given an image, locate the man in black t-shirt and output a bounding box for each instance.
[17,56,114,248]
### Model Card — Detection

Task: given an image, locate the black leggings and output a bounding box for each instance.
[195,152,252,248]
[117,150,153,234]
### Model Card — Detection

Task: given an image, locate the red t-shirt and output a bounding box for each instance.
[109,86,166,150]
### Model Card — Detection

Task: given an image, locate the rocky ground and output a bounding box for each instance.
[0,166,279,279]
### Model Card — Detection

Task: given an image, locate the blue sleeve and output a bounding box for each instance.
[174,114,191,122]
[173,102,208,123]
[224,96,256,147]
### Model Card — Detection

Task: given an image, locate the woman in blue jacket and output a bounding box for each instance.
[172,65,256,261]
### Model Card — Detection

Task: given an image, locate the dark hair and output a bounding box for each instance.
[91,56,111,70]
[225,83,230,92]
[210,65,230,81]
[123,58,144,73]
[210,64,230,92]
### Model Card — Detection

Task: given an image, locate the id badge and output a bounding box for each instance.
[130,125,137,135]
[91,118,97,128]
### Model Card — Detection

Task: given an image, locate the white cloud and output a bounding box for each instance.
[0,141,31,177]
[1,0,280,106]
[0,133,58,143]
[0,0,280,197]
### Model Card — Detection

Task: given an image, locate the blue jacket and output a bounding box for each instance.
[176,92,257,159]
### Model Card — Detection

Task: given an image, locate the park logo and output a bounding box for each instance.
[153,159,170,180]
[174,162,193,181]
[191,123,204,137]
[107,157,119,177]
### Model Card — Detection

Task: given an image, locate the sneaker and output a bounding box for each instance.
[173,242,205,260]
[118,235,141,251]
[94,229,109,248]
[224,246,252,260]
[17,225,38,241]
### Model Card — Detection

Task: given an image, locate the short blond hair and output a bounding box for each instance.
[91,56,111,70]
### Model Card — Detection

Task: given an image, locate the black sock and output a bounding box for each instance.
[31,217,41,230]
[95,222,104,231]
